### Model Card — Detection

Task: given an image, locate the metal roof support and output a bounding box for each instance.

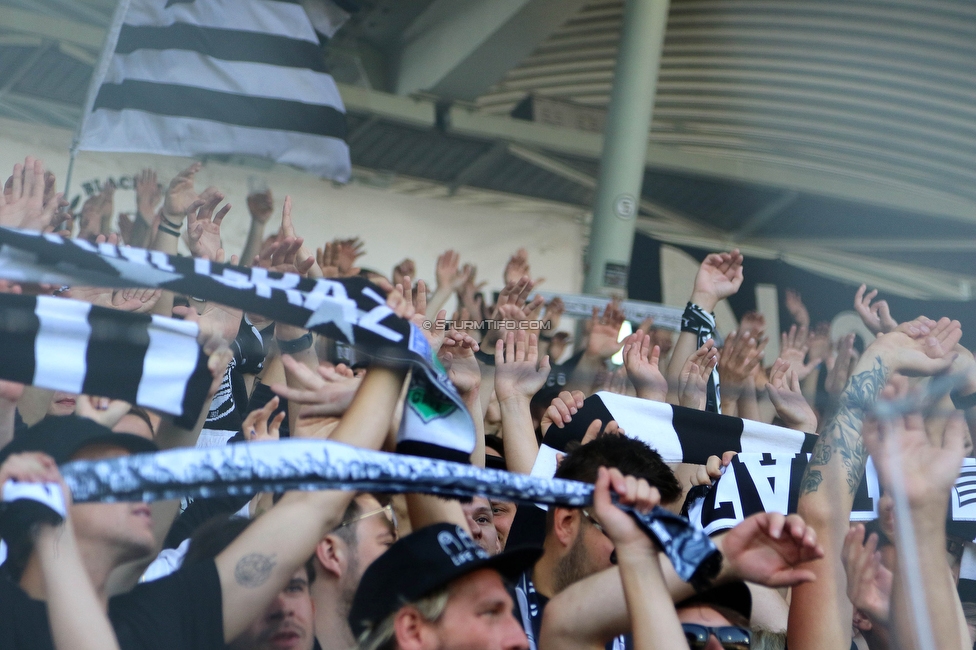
[584,0,671,296]
[394,0,589,100]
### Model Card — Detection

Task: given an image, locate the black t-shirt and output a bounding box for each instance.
[0,558,224,650]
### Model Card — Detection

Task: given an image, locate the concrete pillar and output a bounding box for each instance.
[583,0,671,295]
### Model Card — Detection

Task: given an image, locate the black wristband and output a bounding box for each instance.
[474,348,495,366]
[951,390,976,410]
[277,332,313,354]
[161,214,183,229]
[539,332,554,342]
[158,224,181,238]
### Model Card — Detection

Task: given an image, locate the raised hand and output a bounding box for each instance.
[242,394,286,442]
[863,385,966,508]
[585,301,625,360]
[334,237,364,275]
[690,249,744,311]
[622,330,667,402]
[825,332,858,396]
[780,324,822,380]
[392,258,415,289]
[785,289,811,328]
[494,330,551,402]
[76,183,114,242]
[110,287,162,314]
[439,329,481,396]
[842,524,892,625]
[718,329,766,396]
[162,162,205,222]
[540,390,586,435]
[185,192,230,261]
[503,247,531,285]
[254,236,315,277]
[435,250,469,292]
[246,188,274,225]
[0,157,63,232]
[64,285,157,313]
[767,359,818,432]
[720,512,825,587]
[173,299,243,342]
[678,340,718,409]
[591,466,660,551]
[854,285,898,336]
[874,315,962,376]
[135,168,161,219]
[271,357,363,419]
[542,296,564,334]
[74,395,132,429]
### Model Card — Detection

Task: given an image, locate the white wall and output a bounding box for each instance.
[0,116,585,303]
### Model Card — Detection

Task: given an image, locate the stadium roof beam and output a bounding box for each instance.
[393,0,589,100]
[340,82,976,226]
[636,218,975,301]
[0,6,104,50]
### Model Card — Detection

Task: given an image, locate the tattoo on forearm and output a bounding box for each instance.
[234,553,277,588]
[800,357,889,496]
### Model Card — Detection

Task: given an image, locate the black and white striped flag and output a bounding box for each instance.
[530,391,817,478]
[0,293,210,420]
[77,0,352,181]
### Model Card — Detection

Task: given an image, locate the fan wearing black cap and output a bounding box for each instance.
[0,348,408,650]
[348,470,659,650]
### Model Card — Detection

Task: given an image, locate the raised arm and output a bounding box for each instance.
[864,392,969,650]
[0,453,120,650]
[494,329,550,474]
[788,316,961,650]
[666,250,743,408]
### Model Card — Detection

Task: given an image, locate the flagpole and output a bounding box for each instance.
[65,0,133,199]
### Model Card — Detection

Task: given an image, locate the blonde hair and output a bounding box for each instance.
[355,587,451,650]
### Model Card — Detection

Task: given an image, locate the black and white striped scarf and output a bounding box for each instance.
[0,293,210,425]
[0,228,473,462]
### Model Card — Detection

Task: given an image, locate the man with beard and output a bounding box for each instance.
[311,493,398,650]
[180,515,316,650]
[508,434,682,649]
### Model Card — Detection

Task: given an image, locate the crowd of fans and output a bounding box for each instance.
[0,154,973,650]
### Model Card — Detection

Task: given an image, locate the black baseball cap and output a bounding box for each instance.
[348,523,542,637]
[0,414,158,466]
[677,581,752,624]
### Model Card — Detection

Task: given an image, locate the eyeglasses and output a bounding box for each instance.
[581,509,608,536]
[336,504,398,539]
[581,510,617,565]
[682,624,750,650]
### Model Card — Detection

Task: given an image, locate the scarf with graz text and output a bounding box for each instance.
[0,227,473,462]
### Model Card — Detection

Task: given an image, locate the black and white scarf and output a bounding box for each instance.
[0,293,210,423]
[55,439,720,586]
[531,392,816,478]
[0,228,473,462]
[681,302,720,413]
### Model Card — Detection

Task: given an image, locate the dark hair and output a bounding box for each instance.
[484,435,505,458]
[185,514,315,584]
[554,434,681,505]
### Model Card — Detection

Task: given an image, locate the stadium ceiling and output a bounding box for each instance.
[1,0,976,298]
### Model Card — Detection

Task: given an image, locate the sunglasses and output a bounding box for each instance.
[336,504,398,539]
[682,624,750,650]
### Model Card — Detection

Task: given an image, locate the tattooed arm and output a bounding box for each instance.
[214,364,406,642]
[787,317,962,650]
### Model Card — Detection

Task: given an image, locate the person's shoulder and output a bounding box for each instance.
[111,557,221,610]
[0,571,54,650]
